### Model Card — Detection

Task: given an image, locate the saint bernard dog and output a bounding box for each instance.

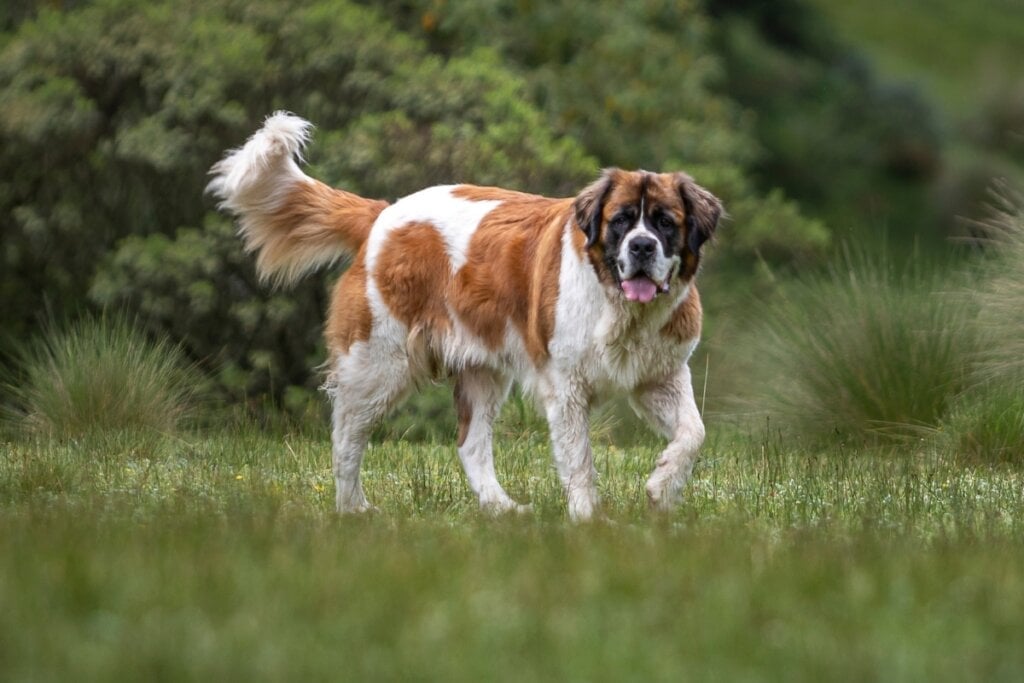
[208,112,722,520]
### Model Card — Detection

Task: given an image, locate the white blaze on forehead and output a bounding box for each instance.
[616,181,662,267]
[365,186,500,273]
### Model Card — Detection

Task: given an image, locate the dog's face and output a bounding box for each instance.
[573,168,722,303]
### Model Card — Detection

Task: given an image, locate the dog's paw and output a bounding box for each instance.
[567,488,601,522]
[480,496,533,516]
[336,497,378,515]
[645,476,682,512]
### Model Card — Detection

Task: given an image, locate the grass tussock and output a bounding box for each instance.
[3,314,199,438]
[944,382,1024,463]
[972,186,1024,382]
[942,187,1024,462]
[748,251,976,441]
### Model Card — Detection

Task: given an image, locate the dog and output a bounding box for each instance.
[208,112,722,520]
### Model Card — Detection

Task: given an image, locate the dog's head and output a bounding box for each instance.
[573,168,722,303]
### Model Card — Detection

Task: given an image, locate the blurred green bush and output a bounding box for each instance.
[2,0,1018,448]
[2,0,596,406]
[1,0,837,412]
[706,0,943,247]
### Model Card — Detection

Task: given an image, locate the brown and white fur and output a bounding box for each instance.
[208,112,722,520]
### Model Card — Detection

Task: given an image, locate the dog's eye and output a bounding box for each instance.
[610,215,630,230]
[655,214,676,231]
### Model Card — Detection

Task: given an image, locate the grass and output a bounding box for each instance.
[939,188,1024,463]
[973,188,1024,381]
[4,205,1024,678]
[741,251,976,441]
[944,382,1024,464]
[3,314,199,438]
[3,420,1024,681]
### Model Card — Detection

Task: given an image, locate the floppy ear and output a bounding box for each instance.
[573,169,616,248]
[676,173,723,255]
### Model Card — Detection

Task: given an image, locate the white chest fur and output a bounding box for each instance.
[548,226,697,396]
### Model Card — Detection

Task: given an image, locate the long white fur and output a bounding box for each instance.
[207,111,313,216]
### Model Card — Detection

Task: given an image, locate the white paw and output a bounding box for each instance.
[480,495,533,516]
[336,495,376,514]
[645,475,682,512]
[567,488,600,522]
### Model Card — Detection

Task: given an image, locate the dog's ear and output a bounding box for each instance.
[573,169,616,248]
[676,173,723,255]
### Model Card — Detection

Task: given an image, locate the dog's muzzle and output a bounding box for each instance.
[618,235,672,303]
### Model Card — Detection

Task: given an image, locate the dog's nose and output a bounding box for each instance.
[629,237,657,260]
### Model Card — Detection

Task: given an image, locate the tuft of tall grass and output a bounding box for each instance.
[971,186,1024,382]
[749,251,976,441]
[942,186,1024,462]
[943,382,1024,463]
[3,314,199,438]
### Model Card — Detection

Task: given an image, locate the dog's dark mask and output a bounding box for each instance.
[573,168,722,287]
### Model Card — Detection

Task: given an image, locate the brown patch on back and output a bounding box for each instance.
[661,286,702,343]
[324,248,373,355]
[451,195,572,365]
[452,185,544,203]
[374,222,453,338]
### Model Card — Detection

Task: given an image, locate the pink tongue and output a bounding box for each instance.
[622,277,658,303]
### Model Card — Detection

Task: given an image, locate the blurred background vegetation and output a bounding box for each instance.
[1,0,1022,455]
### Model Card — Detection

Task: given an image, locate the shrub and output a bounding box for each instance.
[4,315,199,437]
[749,252,976,441]
[3,0,596,406]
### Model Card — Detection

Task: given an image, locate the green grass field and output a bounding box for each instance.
[3,421,1024,681]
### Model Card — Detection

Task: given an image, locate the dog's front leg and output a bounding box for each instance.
[542,379,598,521]
[631,364,705,511]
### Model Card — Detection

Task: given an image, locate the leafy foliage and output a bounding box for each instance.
[707,0,943,243]
[90,216,329,405]
[2,0,596,403]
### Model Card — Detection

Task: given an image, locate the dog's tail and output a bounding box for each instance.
[207,112,388,286]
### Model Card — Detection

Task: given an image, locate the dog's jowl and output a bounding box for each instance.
[209,112,722,520]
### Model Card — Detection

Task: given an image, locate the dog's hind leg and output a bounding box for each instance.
[325,343,412,513]
[453,368,527,513]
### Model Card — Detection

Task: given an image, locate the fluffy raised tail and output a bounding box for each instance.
[207,112,388,286]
